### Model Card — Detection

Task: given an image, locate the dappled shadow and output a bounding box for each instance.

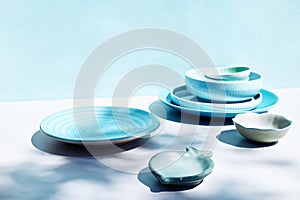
[0,156,119,199]
[217,129,277,148]
[149,100,233,126]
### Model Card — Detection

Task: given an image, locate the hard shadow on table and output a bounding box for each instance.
[149,100,233,126]
[31,130,150,157]
[137,167,201,193]
[217,129,277,148]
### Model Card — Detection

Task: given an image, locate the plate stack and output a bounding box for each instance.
[159,66,279,118]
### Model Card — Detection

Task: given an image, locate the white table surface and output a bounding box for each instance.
[0,88,300,200]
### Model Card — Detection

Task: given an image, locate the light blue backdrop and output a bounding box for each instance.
[1,0,299,101]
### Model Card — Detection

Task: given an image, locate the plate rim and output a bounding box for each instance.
[170,85,262,111]
[40,106,160,145]
[159,89,278,117]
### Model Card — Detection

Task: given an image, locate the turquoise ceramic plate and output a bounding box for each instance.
[40,106,160,145]
[170,85,262,112]
[149,147,214,186]
[159,89,278,118]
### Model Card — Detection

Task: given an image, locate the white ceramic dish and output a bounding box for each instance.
[233,113,292,143]
[205,66,250,81]
[170,85,262,112]
[185,68,263,102]
[149,147,214,186]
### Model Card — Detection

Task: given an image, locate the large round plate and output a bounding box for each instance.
[159,89,278,118]
[40,106,160,145]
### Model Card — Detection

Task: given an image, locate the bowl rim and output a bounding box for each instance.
[204,65,251,80]
[185,68,262,85]
[232,112,292,131]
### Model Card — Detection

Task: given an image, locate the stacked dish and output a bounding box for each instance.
[159,66,279,117]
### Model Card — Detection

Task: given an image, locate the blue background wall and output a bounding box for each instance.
[1,0,299,101]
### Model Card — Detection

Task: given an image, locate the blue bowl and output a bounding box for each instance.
[185,68,263,102]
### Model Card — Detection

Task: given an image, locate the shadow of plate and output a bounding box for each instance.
[217,129,277,148]
[31,130,150,157]
[149,100,233,126]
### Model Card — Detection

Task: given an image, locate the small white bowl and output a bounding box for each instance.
[205,66,251,81]
[185,68,263,102]
[232,113,292,143]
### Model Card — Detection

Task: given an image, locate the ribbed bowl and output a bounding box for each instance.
[185,68,263,102]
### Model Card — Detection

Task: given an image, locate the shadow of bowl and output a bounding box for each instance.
[137,167,201,193]
[217,129,277,148]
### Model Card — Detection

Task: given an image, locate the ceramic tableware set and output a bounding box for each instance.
[159,66,279,118]
[39,65,292,187]
[151,66,292,186]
